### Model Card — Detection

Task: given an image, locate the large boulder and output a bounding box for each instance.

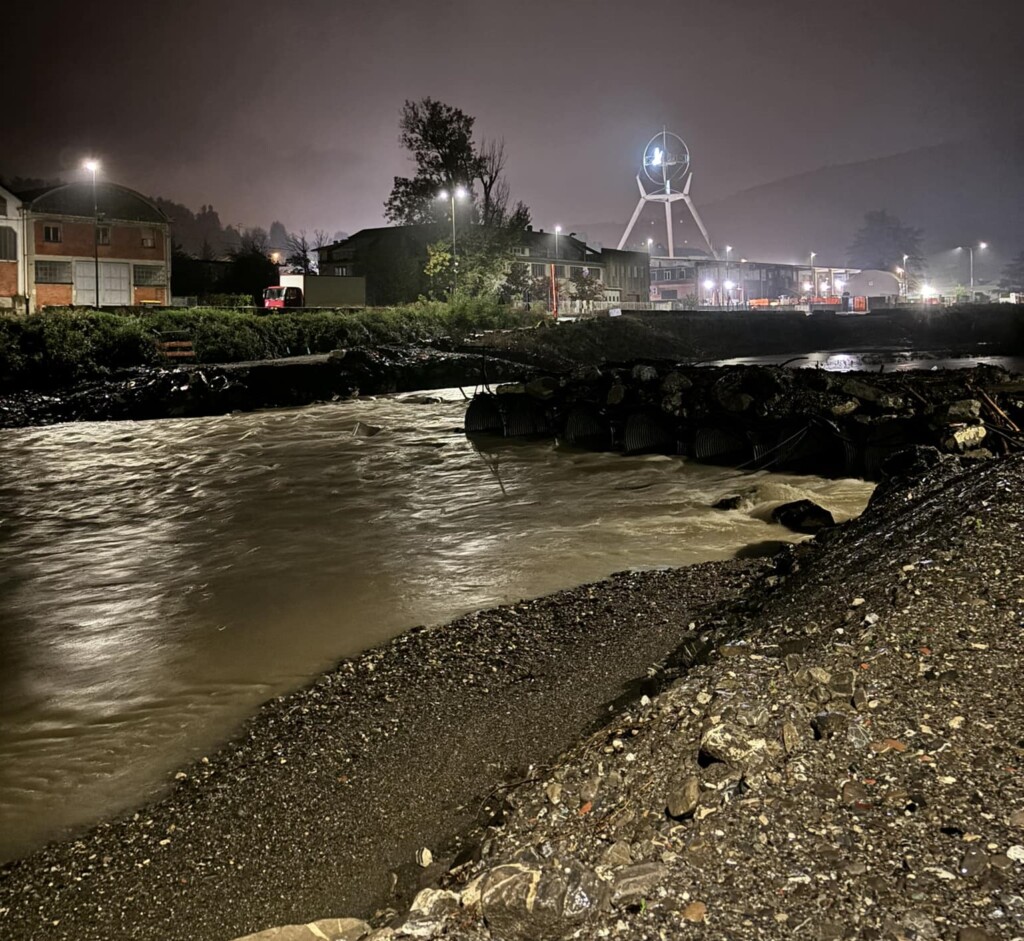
[771,499,836,534]
[479,856,607,940]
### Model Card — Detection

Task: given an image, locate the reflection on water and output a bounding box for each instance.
[0,391,874,862]
[714,350,1024,373]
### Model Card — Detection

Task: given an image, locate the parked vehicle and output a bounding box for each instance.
[263,274,366,309]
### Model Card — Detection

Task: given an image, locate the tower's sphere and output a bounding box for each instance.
[643,131,690,188]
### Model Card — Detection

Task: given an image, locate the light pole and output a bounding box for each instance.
[957,242,988,291]
[83,159,100,308]
[437,186,467,297]
[553,226,562,315]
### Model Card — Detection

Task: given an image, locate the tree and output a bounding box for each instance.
[286,230,316,273]
[999,251,1024,292]
[227,227,277,304]
[478,138,510,227]
[848,210,926,282]
[500,262,532,305]
[570,267,605,307]
[384,98,482,224]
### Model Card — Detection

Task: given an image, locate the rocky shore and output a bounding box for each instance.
[467,362,1024,480]
[2,446,1023,941]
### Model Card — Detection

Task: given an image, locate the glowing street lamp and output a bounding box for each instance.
[437,186,468,296]
[956,242,989,291]
[83,158,101,309]
[646,237,654,253]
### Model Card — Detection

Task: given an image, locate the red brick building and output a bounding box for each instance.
[0,180,171,311]
[0,185,25,310]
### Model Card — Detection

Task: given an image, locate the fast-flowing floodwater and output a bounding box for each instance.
[0,391,874,863]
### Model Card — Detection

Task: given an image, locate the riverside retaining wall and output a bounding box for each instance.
[465,363,1024,480]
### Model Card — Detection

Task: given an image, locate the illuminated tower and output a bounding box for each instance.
[617,128,716,258]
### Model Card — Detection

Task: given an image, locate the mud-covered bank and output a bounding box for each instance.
[0,346,535,428]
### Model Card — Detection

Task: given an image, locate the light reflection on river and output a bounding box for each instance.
[0,391,874,863]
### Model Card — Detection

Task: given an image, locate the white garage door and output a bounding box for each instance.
[74,260,96,306]
[74,261,131,307]
[100,262,131,306]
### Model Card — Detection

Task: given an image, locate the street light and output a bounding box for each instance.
[437,186,467,296]
[83,158,101,309]
[646,237,653,253]
[956,242,989,291]
[553,226,563,315]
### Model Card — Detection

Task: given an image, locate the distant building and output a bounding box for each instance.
[0,180,172,312]
[844,269,900,302]
[649,252,858,306]
[316,224,650,308]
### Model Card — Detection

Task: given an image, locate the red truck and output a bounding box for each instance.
[263,275,366,309]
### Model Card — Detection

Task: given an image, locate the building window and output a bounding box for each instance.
[0,226,16,261]
[44,224,62,243]
[531,263,546,278]
[97,226,111,246]
[140,228,156,248]
[35,260,73,283]
[133,264,167,286]
[333,265,352,277]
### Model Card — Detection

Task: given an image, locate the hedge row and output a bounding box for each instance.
[0,300,541,390]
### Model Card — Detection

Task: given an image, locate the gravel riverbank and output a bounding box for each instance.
[0,554,765,940]
[2,449,1022,941]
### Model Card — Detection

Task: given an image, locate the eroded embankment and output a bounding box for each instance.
[231,449,1024,941]
[0,347,534,428]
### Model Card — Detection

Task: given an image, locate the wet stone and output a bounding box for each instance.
[781,719,803,754]
[828,669,857,698]
[666,775,701,818]
[842,780,870,805]
[771,499,836,534]
[959,847,989,878]
[610,862,667,904]
[699,721,770,769]
[599,841,633,867]
[479,857,606,941]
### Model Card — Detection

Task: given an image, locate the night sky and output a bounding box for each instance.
[7,0,1023,252]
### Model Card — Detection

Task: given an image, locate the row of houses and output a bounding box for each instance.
[0,175,881,312]
[315,226,651,308]
[0,181,172,312]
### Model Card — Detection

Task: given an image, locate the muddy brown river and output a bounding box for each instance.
[0,389,874,864]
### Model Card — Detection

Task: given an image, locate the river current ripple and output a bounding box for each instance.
[0,390,874,863]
